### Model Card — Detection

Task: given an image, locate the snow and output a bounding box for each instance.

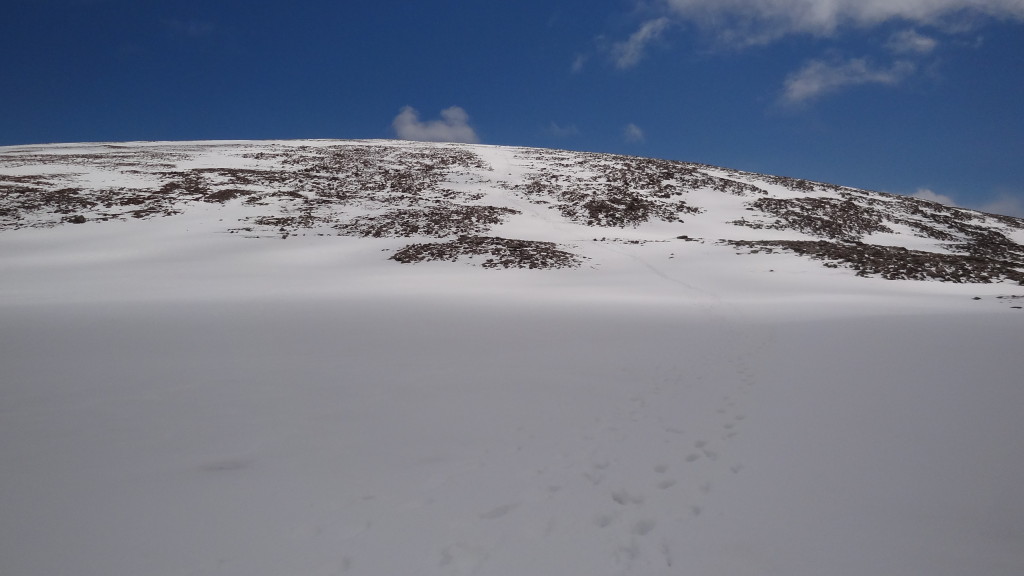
[2,140,1023,576]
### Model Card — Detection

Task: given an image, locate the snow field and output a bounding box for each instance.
[2,140,1023,575]
[2,296,1023,576]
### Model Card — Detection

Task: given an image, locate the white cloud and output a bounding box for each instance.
[887,29,939,54]
[546,122,580,138]
[605,1,1022,100]
[391,106,480,144]
[624,123,646,143]
[910,187,957,206]
[905,188,1024,217]
[979,193,1024,217]
[782,57,916,103]
[611,17,671,68]
[905,188,1024,218]
[655,0,1024,45]
[571,54,588,73]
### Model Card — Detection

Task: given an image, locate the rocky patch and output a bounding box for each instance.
[726,240,1024,284]
[512,150,705,227]
[391,235,583,269]
[732,197,893,241]
[337,204,519,238]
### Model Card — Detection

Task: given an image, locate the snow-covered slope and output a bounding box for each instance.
[2,139,1023,291]
[1,141,1023,576]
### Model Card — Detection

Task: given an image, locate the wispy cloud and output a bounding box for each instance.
[624,123,646,143]
[611,17,671,69]
[654,0,1024,46]
[571,54,588,73]
[979,193,1024,217]
[887,29,939,54]
[782,57,916,104]
[906,187,1024,218]
[391,106,480,144]
[604,0,1023,102]
[910,187,957,206]
[546,122,580,138]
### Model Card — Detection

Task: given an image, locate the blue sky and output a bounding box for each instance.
[4,0,1024,215]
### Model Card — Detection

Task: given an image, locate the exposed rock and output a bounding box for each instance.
[732,197,892,241]
[337,204,519,238]
[726,240,1024,284]
[391,235,583,269]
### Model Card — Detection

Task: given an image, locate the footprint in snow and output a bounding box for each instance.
[439,543,488,572]
[479,503,518,520]
[661,539,673,567]
[611,489,644,506]
[632,519,657,536]
[594,512,618,528]
[199,457,254,473]
[615,540,641,564]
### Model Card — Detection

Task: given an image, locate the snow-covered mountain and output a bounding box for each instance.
[2,139,1022,284]
[2,141,1022,576]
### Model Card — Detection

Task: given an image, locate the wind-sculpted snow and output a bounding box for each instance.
[1,139,1022,282]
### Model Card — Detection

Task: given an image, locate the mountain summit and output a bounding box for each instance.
[3,139,1022,285]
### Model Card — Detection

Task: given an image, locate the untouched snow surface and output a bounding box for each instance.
[2,141,1024,576]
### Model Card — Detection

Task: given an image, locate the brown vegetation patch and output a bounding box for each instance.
[337,204,519,238]
[203,189,253,203]
[513,150,708,227]
[391,235,583,269]
[733,197,892,241]
[727,240,1024,284]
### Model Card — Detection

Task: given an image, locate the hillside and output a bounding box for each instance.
[2,139,1022,284]
[1,140,1023,576]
